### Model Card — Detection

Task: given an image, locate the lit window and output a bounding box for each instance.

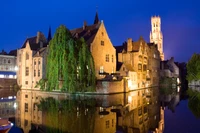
[100,66,104,73]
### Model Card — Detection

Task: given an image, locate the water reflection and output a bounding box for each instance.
[187,86,200,118]
[15,87,164,133]
[160,86,180,113]
[0,87,16,119]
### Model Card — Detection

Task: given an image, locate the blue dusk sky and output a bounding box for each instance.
[0,0,200,62]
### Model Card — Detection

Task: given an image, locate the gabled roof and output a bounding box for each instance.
[21,34,48,51]
[33,47,47,57]
[70,23,100,46]
[8,49,17,56]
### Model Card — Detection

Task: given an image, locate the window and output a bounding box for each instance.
[143,65,147,71]
[34,70,36,77]
[112,119,114,127]
[38,70,40,77]
[101,41,104,46]
[25,103,28,112]
[33,103,37,111]
[4,59,6,63]
[24,119,28,127]
[102,32,104,36]
[26,53,29,60]
[25,94,28,98]
[25,67,29,76]
[138,64,142,70]
[25,81,28,85]
[138,107,142,116]
[38,60,41,70]
[105,54,109,62]
[8,60,10,63]
[112,55,114,62]
[144,57,147,63]
[106,120,109,128]
[100,66,104,73]
[144,106,147,114]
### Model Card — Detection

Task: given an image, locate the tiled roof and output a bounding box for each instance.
[21,36,48,51]
[8,49,17,56]
[70,23,100,46]
[33,47,47,57]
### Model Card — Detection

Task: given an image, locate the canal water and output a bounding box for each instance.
[0,86,199,133]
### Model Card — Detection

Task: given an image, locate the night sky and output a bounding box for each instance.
[0,0,200,62]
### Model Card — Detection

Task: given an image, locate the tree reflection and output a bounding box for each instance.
[187,89,200,118]
[37,97,96,133]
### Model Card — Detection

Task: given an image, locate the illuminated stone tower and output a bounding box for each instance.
[150,16,164,60]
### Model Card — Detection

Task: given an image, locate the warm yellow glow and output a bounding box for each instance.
[128,96,132,103]
[177,78,180,84]
[177,86,180,92]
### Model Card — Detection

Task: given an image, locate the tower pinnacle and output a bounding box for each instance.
[150,16,164,60]
[47,26,52,42]
[94,7,100,24]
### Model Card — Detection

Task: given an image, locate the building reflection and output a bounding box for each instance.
[15,87,164,133]
[160,86,180,113]
[0,87,16,119]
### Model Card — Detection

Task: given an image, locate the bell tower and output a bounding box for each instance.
[150,16,164,60]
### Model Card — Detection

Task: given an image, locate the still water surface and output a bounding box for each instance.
[0,86,199,133]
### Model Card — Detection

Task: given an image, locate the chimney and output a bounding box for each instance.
[40,42,43,48]
[83,21,87,30]
[127,38,132,52]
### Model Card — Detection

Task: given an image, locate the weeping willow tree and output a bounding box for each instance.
[37,97,96,133]
[45,25,96,92]
[77,38,96,92]
[187,89,200,118]
[187,53,200,82]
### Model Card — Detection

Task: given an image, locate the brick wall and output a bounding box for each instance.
[96,79,126,94]
[0,78,17,88]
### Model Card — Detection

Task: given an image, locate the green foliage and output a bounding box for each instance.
[45,25,96,92]
[13,83,21,92]
[187,53,200,81]
[37,97,96,133]
[35,79,47,90]
[187,89,200,118]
